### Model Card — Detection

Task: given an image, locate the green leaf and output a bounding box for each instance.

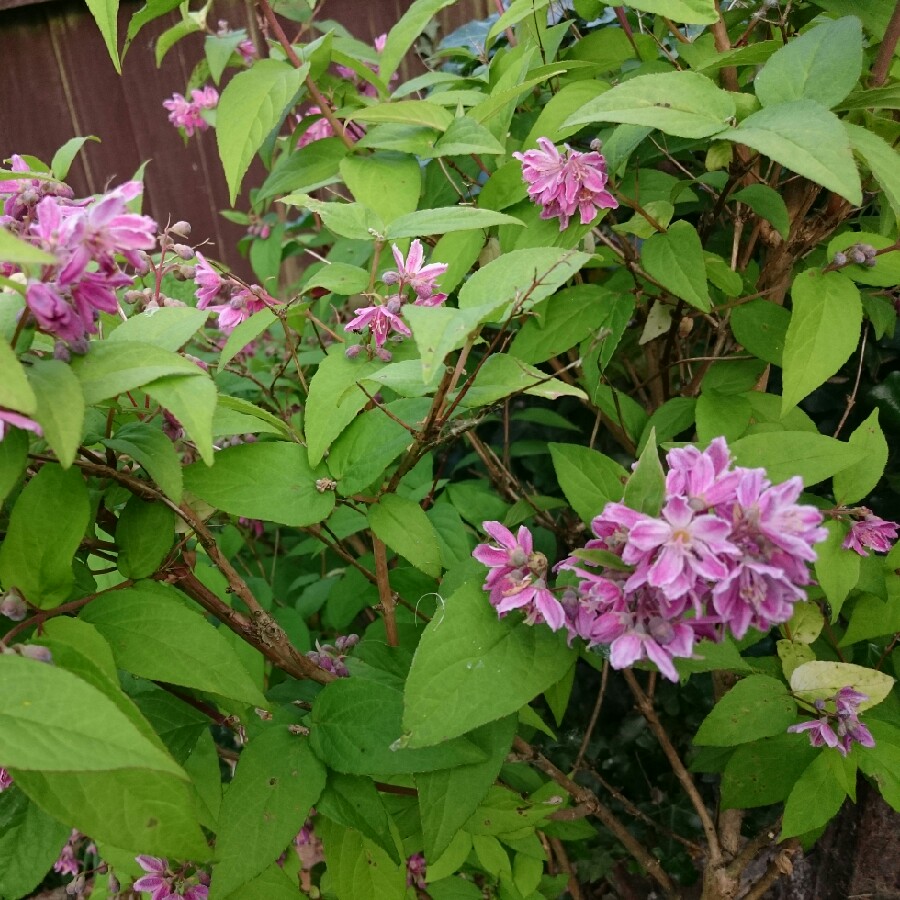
[0,463,89,608]
[621,0,717,24]
[641,221,711,311]
[85,0,121,72]
[108,306,208,351]
[696,390,751,444]
[416,716,516,861]
[564,71,736,138]
[369,494,442,578]
[154,19,200,67]
[429,116,506,157]
[548,443,627,524]
[303,263,370,296]
[730,299,790,366]
[458,248,591,312]
[754,17,862,109]
[403,582,577,747]
[317,818,407,900]
[258,137,349,200]
[0,789,70,900]
[404,304,484,383]
[328,398,430,496]
[720,733,818,809]
[813,522,859,621]
[80,581,268,707]
[352,100,452,132]
[674,638,752,677]
[781,752,848,839]
[379,0,460,79]
[218,308,277,370]
[221,864,301,900]
[27,359,84,469]
[781,270,861,412]
[731,184,790,240]
[15,767,208,859]
[340,154,421,224]
[305,350,383,466]
[311,678,487,776]
[50,136,100,181]
[523,81,611,149]
[0,227,56,266]
[833,407,888,506]
[71,340,206,405]
[184,441,334,527]
[0,338,38,414]
[841,592,900,646]
[789,661,895,711]
[487,0,550,44]
[0,428,27,505]
[280,193,384,240]
[509,285,622,365]
[104,421,184,502]
[317,772,399,861]
[720,101,862,205]
[205,31,243,84]
[623,430,665,516]
[858,722,900,811]
[0,654,185,775]
[210,729,326,899]
[116,496,175,579]
[217,59,308,204]
[694,675,796,746]
[730,431,865,487]
[145,372,218,465]
[845,123,900,222]
[385,207,523,241]
[458,354,586,408]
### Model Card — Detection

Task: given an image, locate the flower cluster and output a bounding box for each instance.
[344,239,448,359]
[0,767,12,792]
[473,438,828,682]
[842,509,899,556]
[513,137,618,230]
[192,252,276,332]
[133,855,209,900]
[1,159,157,346]
[788,686,875,756]
[162,86,219,137]
[406,853,427,889]
[306,634,360,678]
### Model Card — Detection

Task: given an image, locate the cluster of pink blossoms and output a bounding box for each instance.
[843,509,899,556]
[193,251,277,332]
[306,633,359,678]
[0,767,12,792]
[133,855,208,900]
[788,686,875,756]
[513,137,618,230]
[162,86,219,137]
[1,156,157,347]
[345,239,447,360]
[473,438,829,682]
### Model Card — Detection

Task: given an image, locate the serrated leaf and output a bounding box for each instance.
[145,373,217,465]
[754,17,862,109]
[27,359,85,469]
[104,421,184,502]
[85,0,121,72]
[720,101,862,205]
[564,71,735,138]
[845,123,900,222]
[548,443,627,525]
[385,207,523,241]
[833,409,888,505]
[641,221,711,311]
[0,338,38,414]
[730,299,790,366]
[109,306,208,351]
[731,184,790,240]
[813,522,859,621]
[694,675,795,746]
[210,729,325,899]
[50,136,100,182]
[720,733,818,809]
[781,752,848,839]
[0,463,89,608]
[621,0,717,24]
[116,496,175,579]
[184,440,334,527]
[317,818,407,900]
[217,60,308,204]
[340,154,421,224]
[369,494,442,578]
[352,100,452,132]
[80,581,268,707]
[789,661,894,710]
[403,582,576,747]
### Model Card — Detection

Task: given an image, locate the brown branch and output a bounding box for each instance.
[870,0,900,87]
[574,660,608,770]
[622,670,721,864]
[513,737,679,897]
[373,536,398,647]
[743,840,799,900]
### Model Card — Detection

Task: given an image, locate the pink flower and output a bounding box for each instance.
[787,714,841,751]
[381,239,448,304]
[296,107,335,148]
[163,86,218,137]
[0,768,13,792]
[788,687,875,756]
[843,513,899,556]
[53,830,83,877]
[194,252,226,308]
[0,408,43,441]
[513,137,618,230]
[406,853,427,890]
[133,856,171,900]
[344,301,411,349]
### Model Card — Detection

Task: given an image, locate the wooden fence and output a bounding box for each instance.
[0,0,489,273]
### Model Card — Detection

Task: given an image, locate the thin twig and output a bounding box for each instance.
[574,660,608,769]
[870,0,900,87]
[373,536,399,647]
[833,327,868,438]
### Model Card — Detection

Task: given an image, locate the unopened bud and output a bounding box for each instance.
[315,477,337,493]
[832,251,848,267]
[178,264,196,280]
[860,243,877,260]
[589,138,604,152]
[123,290,145,304]
[375,347,392,362]
[850,248,867,265]
[66,873,85,895]
[170,220,191,238]
[53,341,72,363]
[345,343,362,359]
[173,243,195,260]
[0,590,27,622]
[16,644,53,664]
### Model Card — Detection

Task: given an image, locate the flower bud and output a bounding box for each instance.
[170,220,192,238]
[0,590,27,621]
[345,343,363,359]
[173,243,195,260]
[53,341,72,363]
[850,248,867,265]
[16,644,53,664]
[375,347,392,362]
[832,251,847,267]
[860,243,877,260]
